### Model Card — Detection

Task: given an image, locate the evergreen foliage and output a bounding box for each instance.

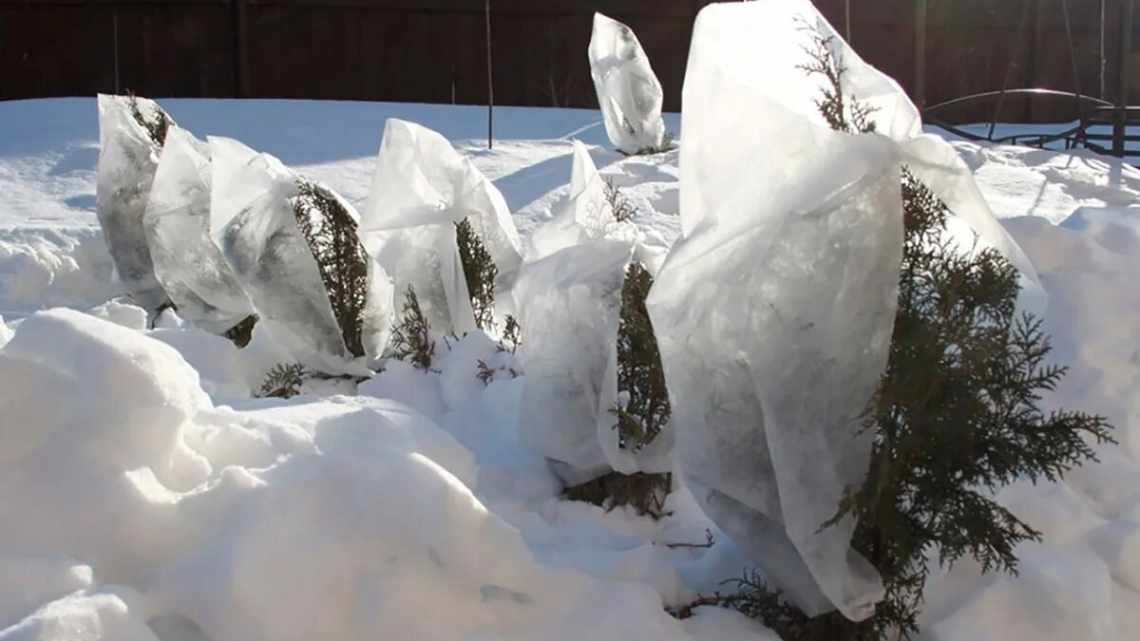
[390,284,436,371]
[611,262,671,451]
[256,363,306,399]
[604,178,637,223]
[292,180,370,358]
[223,314,259,349]
[564,262,673,518]
[126,92,170,147]
[681,25,1115,641]
[455,217,498,331]
[498,314,521,354]
[563,470,672,519]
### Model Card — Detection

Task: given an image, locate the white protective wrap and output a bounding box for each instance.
[208,136,392,374]
[143,126,255,335]
[645,0,950,621]
[95,94,170,313]
[362,119,523,334]
[677,0,1041,307]
[588,13,667,155]
[514,239,635,484]
[529,140,638,261]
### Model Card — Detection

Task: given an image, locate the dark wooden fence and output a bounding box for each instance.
[2,0,1137,122]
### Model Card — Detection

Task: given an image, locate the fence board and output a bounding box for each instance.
[0,0,1134,125]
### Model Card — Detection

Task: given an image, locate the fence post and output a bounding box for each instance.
[1114,0,1134,156]
[113,6,121,93]
[915,0,927,109]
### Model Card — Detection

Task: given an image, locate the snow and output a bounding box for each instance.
[0,67,1138,641]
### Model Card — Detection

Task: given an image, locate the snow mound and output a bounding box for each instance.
[1,589,159,641]
[0,228,116,314]
[588,13,667,155]
[0,309,708,641]
[0,309,210,584]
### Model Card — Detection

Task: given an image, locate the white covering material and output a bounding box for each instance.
[514,239,634,483]
[209,136,392,374]
[95,94,170,313]
[363,119,523,334]
[143,126,255,335]
[648,0,939,620]
[588,13,667,155]
[678,0,1041,308]
[529,141,638,261]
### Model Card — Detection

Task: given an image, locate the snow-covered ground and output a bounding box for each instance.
[1,97,1138,641]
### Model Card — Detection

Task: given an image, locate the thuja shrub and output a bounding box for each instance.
[292,180,371,358]
[456,217,498,331]
[681,25,1114,641]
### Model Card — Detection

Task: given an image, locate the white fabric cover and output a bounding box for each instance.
[362,119,523,334]
[208,136,392,375]
[678,0,1041,307]
[648,0,919,621]
[588,13,667,155]
[95,94,170,313]
[143,126,255,335]
[529,140,638,261]
[514,239,635,484]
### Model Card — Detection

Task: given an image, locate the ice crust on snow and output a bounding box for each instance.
[208,136,392,374]
[143,126,255,335]
[363,119,523,332]
[588,13,667,155]
[95,95,170,313]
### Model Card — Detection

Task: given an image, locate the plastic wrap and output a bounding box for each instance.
[95,94,171,313]
[362,119,523,334]
[529,140,638,261]
[678,0,1041,305]
[143,126,255,335]
[208,136,392,374]
[514,239,634,483]
[646,1,936,620]
[588,13,667,155]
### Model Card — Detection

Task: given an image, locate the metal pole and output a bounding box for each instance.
[1114,0,1134,156]
[1101,0,1109,98]
[485,0,494,150]
[845,0,852,43]
[113,7,120,93]
[915,0,927,109]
